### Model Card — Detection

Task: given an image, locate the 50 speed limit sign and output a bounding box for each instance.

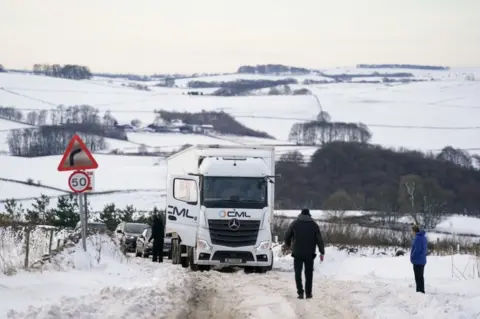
[68,170,90,193]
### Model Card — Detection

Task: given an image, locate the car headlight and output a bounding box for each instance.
[196,239,211,251]
[256,241,271,251]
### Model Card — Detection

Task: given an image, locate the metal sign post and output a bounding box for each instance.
[78,193,87,251]
[57,134,98,253]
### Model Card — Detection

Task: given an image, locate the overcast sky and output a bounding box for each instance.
[1,0,479,74]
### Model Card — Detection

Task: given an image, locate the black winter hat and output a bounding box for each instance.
[301,208,310,216]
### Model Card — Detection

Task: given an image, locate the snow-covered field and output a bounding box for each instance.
[1,68,480,152]
[1,236,479,318]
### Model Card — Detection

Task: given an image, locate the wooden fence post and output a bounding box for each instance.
[48,229,54,254]
[24,227,30,269]
[57,238,61,250]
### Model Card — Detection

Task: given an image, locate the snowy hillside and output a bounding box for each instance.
[1,68,479,151]
[1,67,480,214]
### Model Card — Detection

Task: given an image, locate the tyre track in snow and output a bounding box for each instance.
[5,260,362,319]
[172,269,363,319]
[172,270,245,319]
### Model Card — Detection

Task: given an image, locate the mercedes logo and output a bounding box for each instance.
[228,218,240,231]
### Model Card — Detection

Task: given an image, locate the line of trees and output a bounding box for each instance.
[155,109,273,138]
[33,64,92,80]
[237,64,310,74]
[4,105,127,157]
[288,111,372,145]
[187,78,299,96]
[357,64,449,71]
[0,106,23,122]
[1,195,82,228]
[0,196,162,230]
[7,127,106,157]
[0,105,120,128]
[276,142,480,225]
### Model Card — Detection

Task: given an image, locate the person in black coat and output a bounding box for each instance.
[284,208,325,299]
[149,213,165,262]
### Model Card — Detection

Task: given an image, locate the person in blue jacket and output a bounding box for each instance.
[410,224,427,293]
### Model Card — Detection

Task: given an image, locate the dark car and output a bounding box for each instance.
[74,221,108,233]
[135,227,172,259]
[115,222,149,252]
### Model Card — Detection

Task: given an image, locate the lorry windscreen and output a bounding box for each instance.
[202,176,267,209]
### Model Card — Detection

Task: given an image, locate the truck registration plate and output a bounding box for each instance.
[225,258,242,263]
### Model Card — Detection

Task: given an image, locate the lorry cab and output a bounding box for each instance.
[165,145,275,273]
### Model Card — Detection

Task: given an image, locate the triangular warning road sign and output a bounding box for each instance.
[57,134,99,172]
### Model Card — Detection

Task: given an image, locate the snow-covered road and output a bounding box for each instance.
[2,237,479,318]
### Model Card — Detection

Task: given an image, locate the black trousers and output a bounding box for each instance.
[152,238,164,262]
[294,257,314,296]
[413,264,425,293]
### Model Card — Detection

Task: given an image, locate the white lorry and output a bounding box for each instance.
[165,144,275,273]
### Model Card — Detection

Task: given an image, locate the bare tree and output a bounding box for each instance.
[38,110,48,125]
[437,146,472,168]
[398,175,447,229]
[130,118,142,128]
[472,154,480,169]
[26,111,39,125]
[322,189,352,222]
[316,110,331,122]
[279,151,305,164]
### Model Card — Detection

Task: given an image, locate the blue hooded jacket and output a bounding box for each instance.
[410,230,427,265]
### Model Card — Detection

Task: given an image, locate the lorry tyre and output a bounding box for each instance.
[168,250,172,260]
[188,246,199,271]
[266,253,273,271]
[180,245,189,268]
[171,238,179,265]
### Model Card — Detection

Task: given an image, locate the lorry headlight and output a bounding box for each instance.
[196,239,211,251]
[256,241,271,251]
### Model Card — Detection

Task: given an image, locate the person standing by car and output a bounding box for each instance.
[284,208,325,299]
[149,213,165,263]
[410,224,427,293]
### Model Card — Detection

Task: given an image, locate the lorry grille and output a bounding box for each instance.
[208,219,260,247]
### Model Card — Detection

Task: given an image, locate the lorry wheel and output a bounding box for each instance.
[168,250,172,260]
[180,245,189,268]
[188,247,199,271]
[171,238,179,265]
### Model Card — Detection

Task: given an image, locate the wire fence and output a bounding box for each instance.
[0,225,70,274]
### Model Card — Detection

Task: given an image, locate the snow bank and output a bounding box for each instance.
[273,246,480,317]
[1,234,192,318]
[43,234,128,272]
[0,226,69,275]
[274,246,480,280]
[435,215,480,236]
